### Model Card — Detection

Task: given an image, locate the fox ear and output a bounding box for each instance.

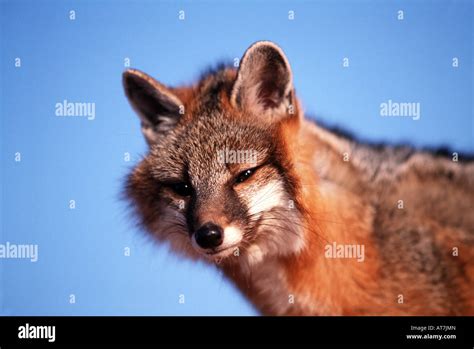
[123,69,183,143]
[231,41,294,118]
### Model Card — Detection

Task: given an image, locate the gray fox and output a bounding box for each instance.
[123,41,474,315]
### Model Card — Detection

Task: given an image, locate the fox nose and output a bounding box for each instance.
[194,222,224,249]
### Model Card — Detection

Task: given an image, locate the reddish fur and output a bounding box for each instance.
[124,43,474,315]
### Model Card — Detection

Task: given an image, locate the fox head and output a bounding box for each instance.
[123,41,308,268]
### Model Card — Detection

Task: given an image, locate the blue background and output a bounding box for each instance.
[0,0,472,315]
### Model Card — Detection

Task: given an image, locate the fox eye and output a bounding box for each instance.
[169,182,193,196]
[235,168,256,184]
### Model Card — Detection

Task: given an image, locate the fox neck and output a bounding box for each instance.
[221,120,385,315]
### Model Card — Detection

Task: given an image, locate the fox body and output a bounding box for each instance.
[123,41,474,315]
